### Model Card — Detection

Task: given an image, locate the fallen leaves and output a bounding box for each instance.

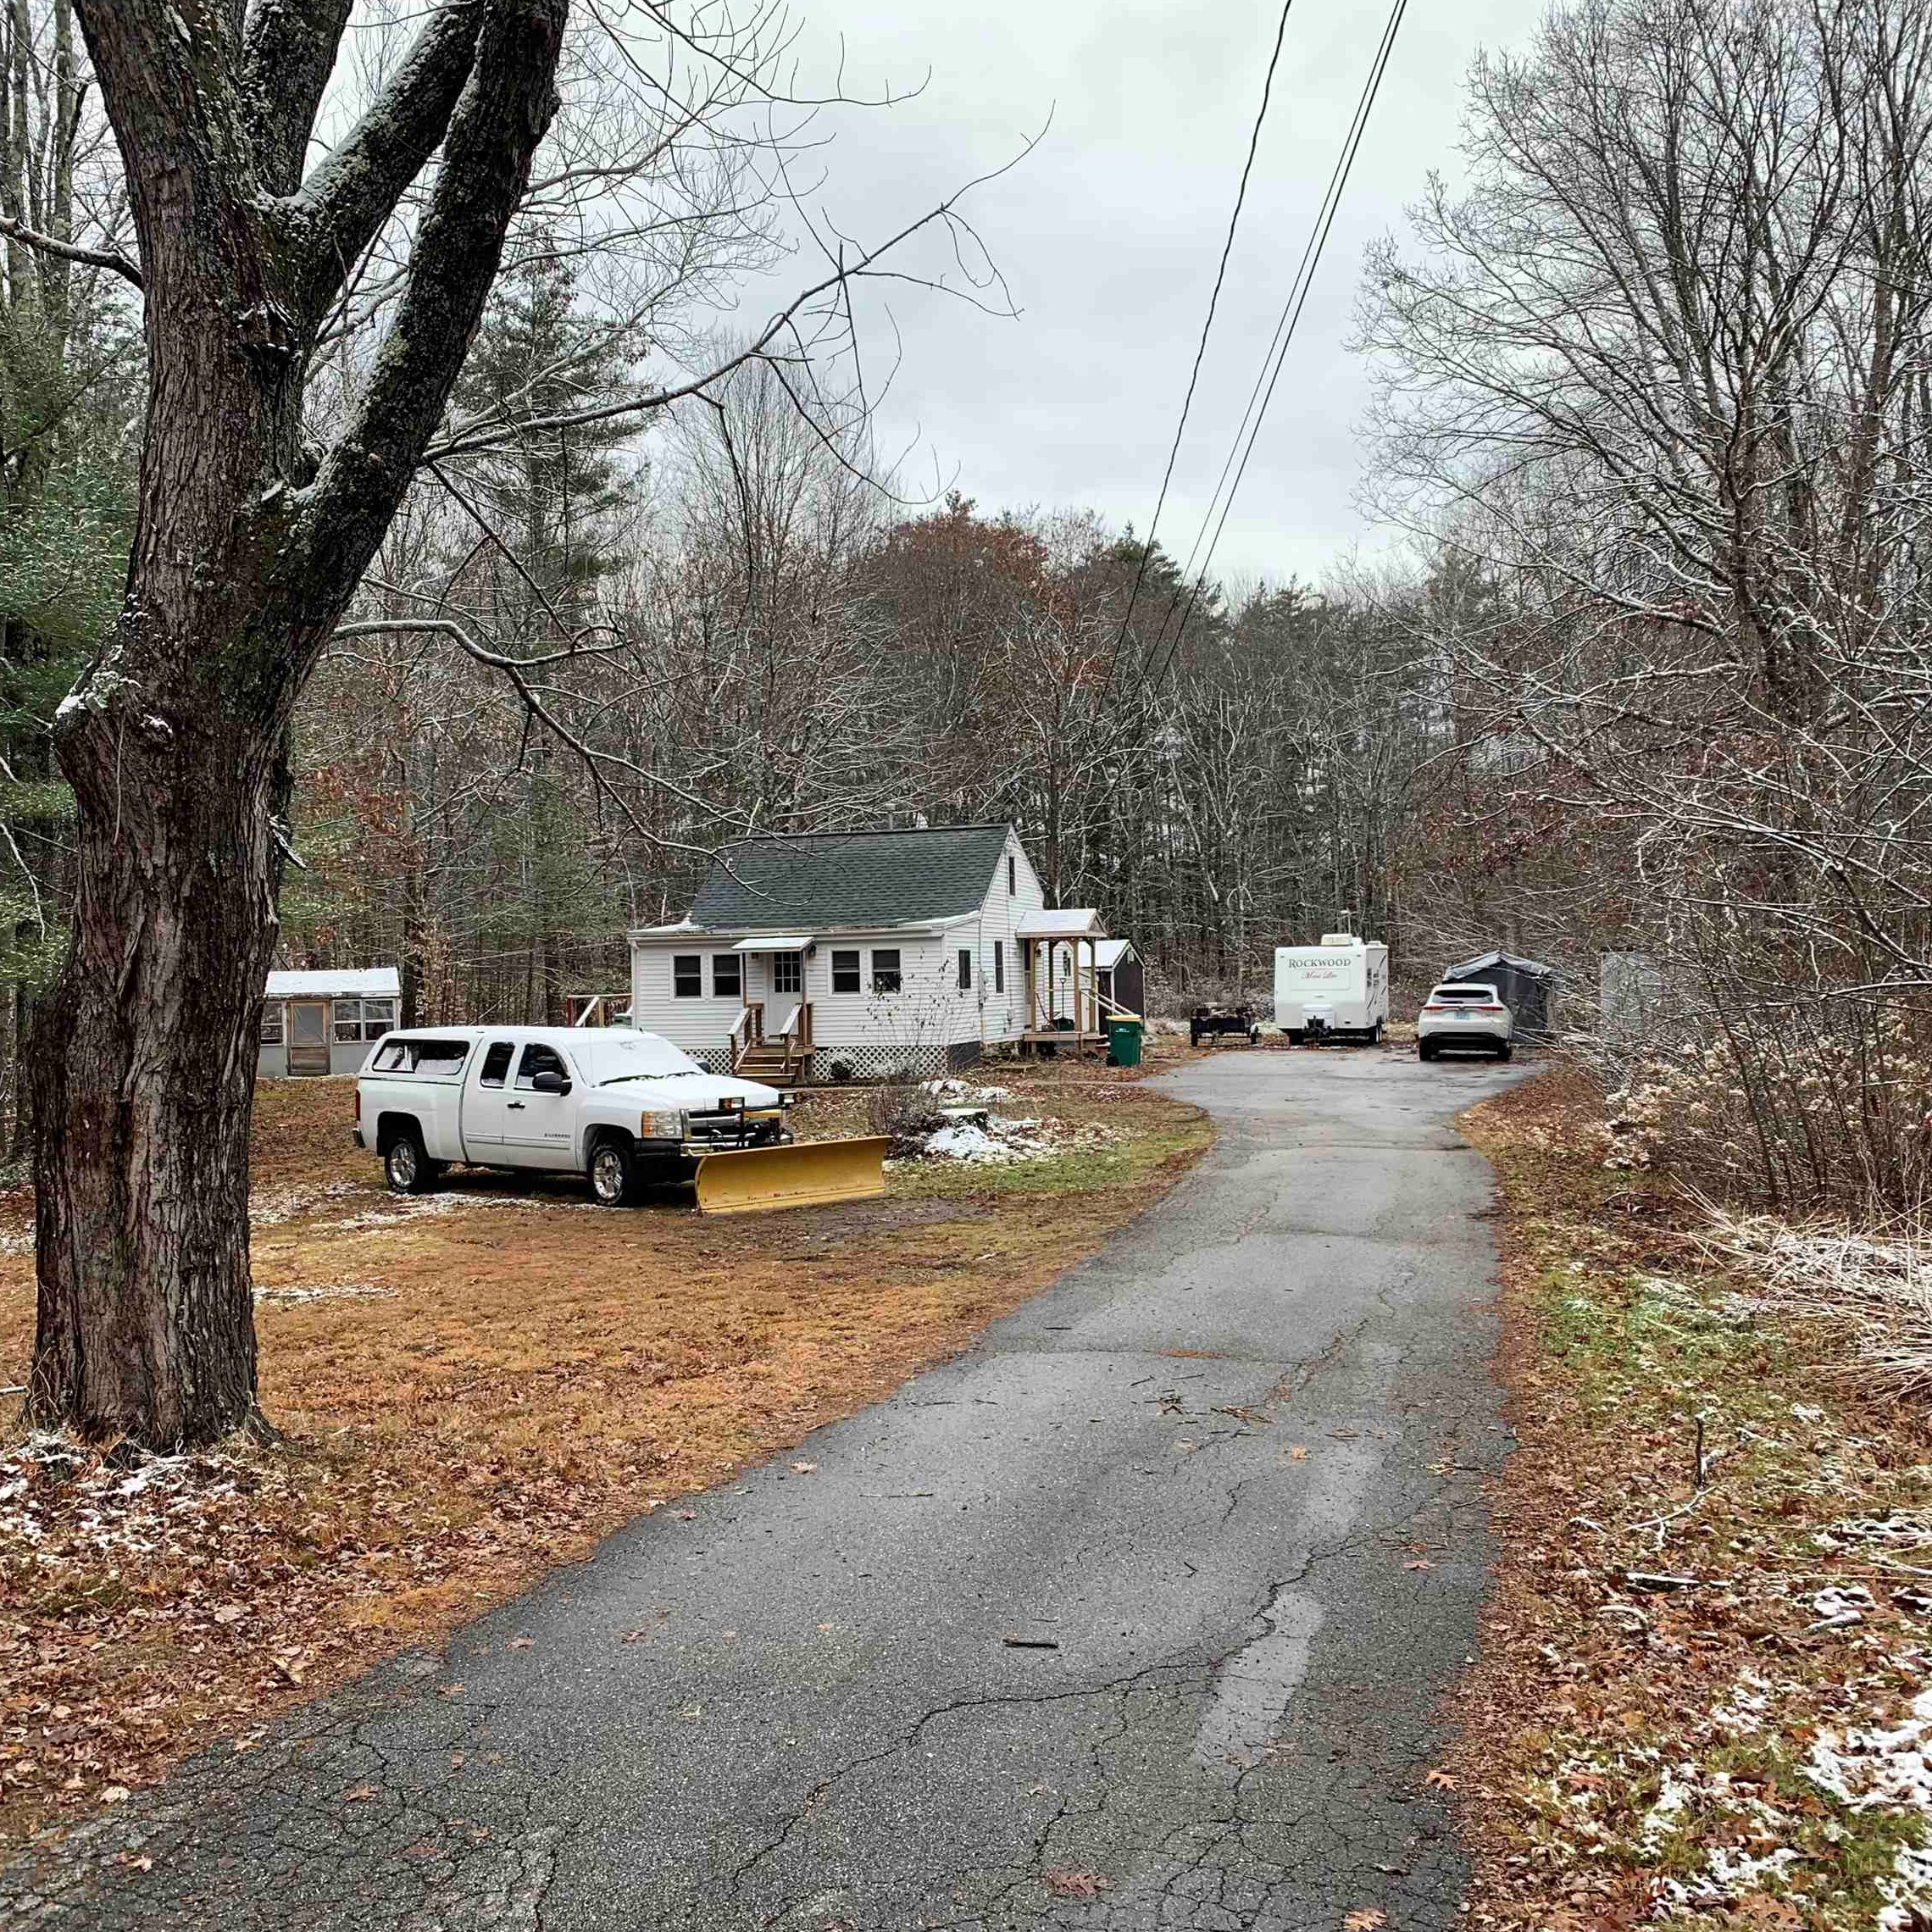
[1341,1909,1388,1930]
[1425,1767,1456,1790]
[1044,1868,1108,1898]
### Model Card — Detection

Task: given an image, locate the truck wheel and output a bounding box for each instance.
[589,1135,641,1208]
[385,1127,441,1195]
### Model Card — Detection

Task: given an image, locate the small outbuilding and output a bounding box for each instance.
[258,967,401,1078]
[1094,938,1145,1018]
[1444,950,1556,1038]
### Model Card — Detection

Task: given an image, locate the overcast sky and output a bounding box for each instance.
[744,0,1546,586]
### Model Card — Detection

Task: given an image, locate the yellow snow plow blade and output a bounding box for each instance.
[692,1136,891,1216]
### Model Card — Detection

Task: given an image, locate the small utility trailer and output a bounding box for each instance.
[1190,1003,1261,1046]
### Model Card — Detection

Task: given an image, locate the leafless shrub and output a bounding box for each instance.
[866,1080,947,1159]
[1605,1006,1932,1215]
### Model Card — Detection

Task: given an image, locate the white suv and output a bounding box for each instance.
[1417,983,1513,1062]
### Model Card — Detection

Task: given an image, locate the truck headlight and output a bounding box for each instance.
[639,1108,686,1141]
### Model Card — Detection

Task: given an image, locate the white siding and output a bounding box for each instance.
[628,829,1054,1061]
[628,940,747,1056]
[973,830,1046,1041]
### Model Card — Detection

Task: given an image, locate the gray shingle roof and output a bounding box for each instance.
[688,824,1012,932]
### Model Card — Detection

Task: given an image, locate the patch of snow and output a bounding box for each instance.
[254,1282,394,1305]
[921,1078,1014,1105]
[1711,1670,1772,1735]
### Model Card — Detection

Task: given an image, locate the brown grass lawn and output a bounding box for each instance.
[1453,1069,1932,1931]
[0,1049,1209,1850]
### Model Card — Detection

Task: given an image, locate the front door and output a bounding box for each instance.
[287,1000,330,1076]
[503,1041,580,1169]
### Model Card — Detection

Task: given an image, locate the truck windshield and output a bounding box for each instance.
[567,1031,704,1084]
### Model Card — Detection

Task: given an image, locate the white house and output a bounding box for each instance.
[258,967,400,1079]
[628,824,1113,1082]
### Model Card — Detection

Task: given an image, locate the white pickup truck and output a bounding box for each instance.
[354,1025,791,1207]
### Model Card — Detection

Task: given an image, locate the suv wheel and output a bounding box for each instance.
[590,1135,640,1208]
[1496,1041,1514,1063]
[385,1127,441,1195]
[1418,1041,1436,1062]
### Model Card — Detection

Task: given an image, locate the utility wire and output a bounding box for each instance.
[1102,0,1298,695]
[1145,0,1409,689]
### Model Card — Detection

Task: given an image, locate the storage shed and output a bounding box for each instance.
[258,967,400,1078]
[1094,938,1145,1018]
[1444,950,1556,1038]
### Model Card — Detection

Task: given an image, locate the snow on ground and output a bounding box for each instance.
[910,1114,1125,1166]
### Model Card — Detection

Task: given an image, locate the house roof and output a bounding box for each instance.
[684,825,1014,932]
[264,967,400,999]
[1016,908,1106,940]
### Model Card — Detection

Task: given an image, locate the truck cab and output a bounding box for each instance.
[355,1025,791,1206]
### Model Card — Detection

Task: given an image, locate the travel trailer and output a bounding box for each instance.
[1273,931,1390,1045]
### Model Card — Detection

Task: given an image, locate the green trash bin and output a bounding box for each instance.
[1107,1013,1144,1069]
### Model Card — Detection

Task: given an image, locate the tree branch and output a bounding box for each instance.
[291,0,485,315]
[0,208,139,286]
[293,0,564,618]
[242,0,355,195]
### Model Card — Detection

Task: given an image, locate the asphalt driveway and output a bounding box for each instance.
[2,1046,1524,1931]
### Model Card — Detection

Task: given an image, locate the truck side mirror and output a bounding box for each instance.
[530,1069,569,1095]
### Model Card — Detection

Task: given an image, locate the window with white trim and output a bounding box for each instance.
[673,954,702,997]
[871,948,902,994]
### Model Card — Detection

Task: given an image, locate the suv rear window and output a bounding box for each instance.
[369,1037,472,1075]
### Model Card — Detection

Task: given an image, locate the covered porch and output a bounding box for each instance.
[1016,909,1124,1055]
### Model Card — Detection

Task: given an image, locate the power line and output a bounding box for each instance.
[1145,0,1410,689]
[1102,0,1299,694]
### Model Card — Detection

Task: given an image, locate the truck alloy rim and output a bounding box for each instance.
[592,1146,625,1201]
[391,1140,416,1185]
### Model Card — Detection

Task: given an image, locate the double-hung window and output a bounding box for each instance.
[673,954,703,998]
[871,948,902,994]
[334,997,397,1043]
[831,949,860,993]
[713,953,741,998]
[958,947,972,991]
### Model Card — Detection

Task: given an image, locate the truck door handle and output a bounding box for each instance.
[507,1101,525,1110]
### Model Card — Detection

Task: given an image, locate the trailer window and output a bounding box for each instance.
[831,949,860,993]
[712,953,741,998]
[673,954,702,998]
[478,1041,514,1088]
[872,949,902,994]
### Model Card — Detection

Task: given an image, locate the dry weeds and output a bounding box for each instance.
[0,1048,1209,1850]
[1454,1067,1932,1931]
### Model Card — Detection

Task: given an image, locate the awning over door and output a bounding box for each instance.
[730,935,814,952]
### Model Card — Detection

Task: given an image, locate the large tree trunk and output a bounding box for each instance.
[30,728,287,1442]
[27,0,565,1449]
